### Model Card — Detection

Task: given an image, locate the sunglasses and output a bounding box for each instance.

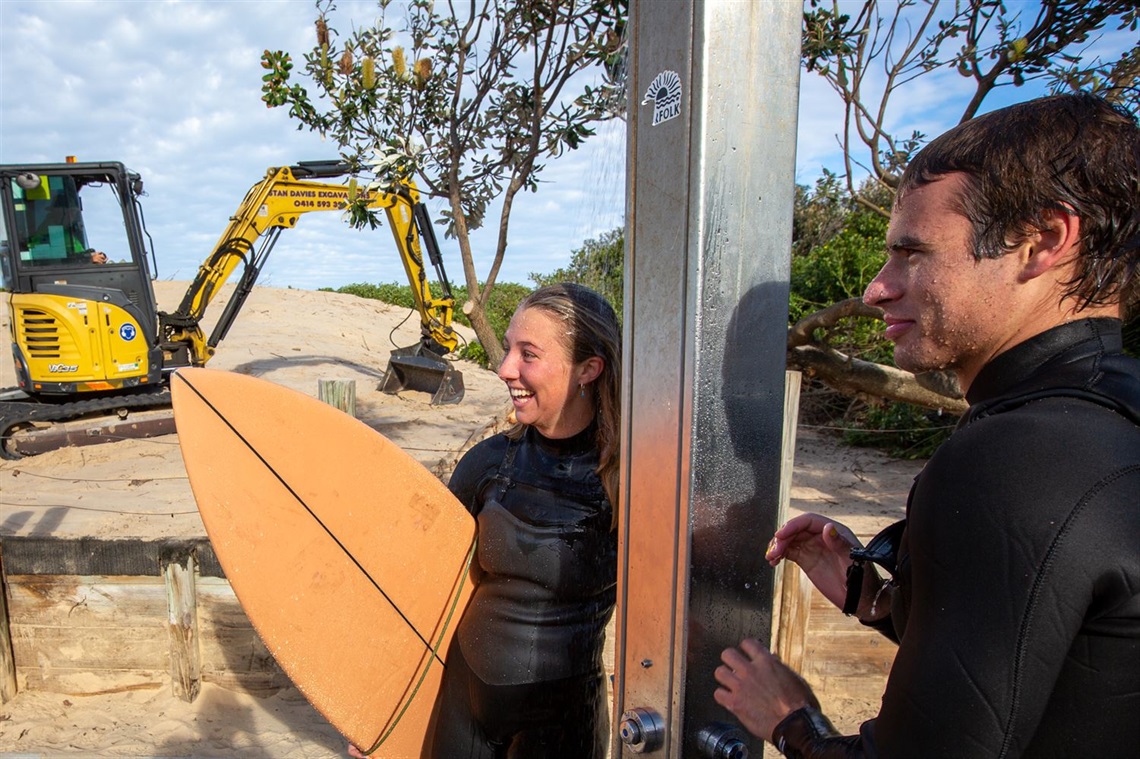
[849,518,906,579]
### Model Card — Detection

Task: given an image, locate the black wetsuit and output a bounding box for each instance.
[775,318,1140,758]
[426,424,617,759]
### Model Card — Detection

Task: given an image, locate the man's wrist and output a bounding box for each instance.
[772,705,841,758]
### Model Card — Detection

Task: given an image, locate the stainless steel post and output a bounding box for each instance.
[615,1,801,756]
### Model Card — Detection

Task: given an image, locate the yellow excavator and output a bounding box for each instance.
[0,158,464,458]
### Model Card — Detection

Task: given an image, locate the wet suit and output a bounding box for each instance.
[774,318,1140,758]
[426,423,616,759]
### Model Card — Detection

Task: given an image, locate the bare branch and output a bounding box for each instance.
[789,344,969,414]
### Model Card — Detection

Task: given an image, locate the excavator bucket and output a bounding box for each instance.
[379,345,465,405]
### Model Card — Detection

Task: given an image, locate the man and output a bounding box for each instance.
[714,93,1140,757]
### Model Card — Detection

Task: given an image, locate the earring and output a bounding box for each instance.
[579,384,587,398]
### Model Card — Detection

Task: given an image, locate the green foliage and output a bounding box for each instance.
[334,282,417,310]
[260,0,626,239]
[792,171,848,259]
[791,209,886,312]
[843,402,956,460]
[530,227,624,321]
[790,209,892,364]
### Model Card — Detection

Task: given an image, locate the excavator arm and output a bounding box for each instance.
[159,161,460,369]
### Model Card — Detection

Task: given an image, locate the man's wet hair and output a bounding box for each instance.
[899,93,1140,313]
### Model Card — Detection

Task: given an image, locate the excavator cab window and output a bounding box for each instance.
[9,172,131,269]
[11,174,89,264]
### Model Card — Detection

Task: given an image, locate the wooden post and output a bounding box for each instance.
[164,553,201,702]
[771,370,812,672]
[318,379,357,417]
[0,545,18,703]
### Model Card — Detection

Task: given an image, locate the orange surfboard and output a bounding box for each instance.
[171,367,476,757]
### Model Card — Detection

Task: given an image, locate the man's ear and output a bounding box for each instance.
[1020,208,1081,281]
[577,356,604,385]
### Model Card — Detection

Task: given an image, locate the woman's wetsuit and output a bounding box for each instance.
[426,423,617,759]
[774,318,1140,758]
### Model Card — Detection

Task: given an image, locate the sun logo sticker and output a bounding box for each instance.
[643,70,682,126]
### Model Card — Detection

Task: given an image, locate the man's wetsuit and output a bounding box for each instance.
[774,318,1140,758]
[426,423,617,759]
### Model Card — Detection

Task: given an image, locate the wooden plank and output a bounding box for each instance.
[194,578,292,694]
[0,537,223,577]
[20,667,167,695]
[0,545,17,703]
[770,371,803,662]
[318,378,357,417]
[6,575,169,628]
[164,554,201,702]
[773,562,812,674]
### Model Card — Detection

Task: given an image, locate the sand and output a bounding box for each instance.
[0,282,920,757]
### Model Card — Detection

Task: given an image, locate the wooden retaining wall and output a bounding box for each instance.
[0,537,289,704]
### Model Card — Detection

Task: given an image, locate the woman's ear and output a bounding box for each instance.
[1021,208,1081,281]
[577,356,604,386]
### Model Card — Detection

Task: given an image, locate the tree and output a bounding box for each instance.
[803,0,1138,216]
[789,0,1138,413]
[261,0,625,366]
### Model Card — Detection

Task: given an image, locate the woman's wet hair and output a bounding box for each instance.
[513,283,622,520]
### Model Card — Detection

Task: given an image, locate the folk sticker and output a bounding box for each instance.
[643,71,682,126]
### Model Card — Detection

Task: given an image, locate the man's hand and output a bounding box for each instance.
[714,638,820,741]
[766,513,860,609]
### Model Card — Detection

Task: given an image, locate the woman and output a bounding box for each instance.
[426,282,621,758]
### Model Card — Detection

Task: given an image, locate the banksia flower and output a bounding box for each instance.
[392,46,407,80]
[316,17,329,47]
[339,47,354,76]
[362,56,376,89]
[413,58,432,90]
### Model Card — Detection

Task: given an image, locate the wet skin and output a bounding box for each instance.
[863,173,1039,392]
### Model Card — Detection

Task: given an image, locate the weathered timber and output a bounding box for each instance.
[318,378,357,417]
[0,537,223,577]
[165,553,201,702]
[0,537,288,698]
[0,543,16,703]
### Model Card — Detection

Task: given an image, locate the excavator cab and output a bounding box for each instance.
[0,161,163,396]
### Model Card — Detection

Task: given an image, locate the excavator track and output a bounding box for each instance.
[0,387,174,460]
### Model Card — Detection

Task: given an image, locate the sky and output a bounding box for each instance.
[0,1,1132,291]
